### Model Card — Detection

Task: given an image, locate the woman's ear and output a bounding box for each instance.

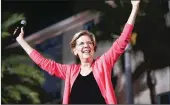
[73,48,77,56]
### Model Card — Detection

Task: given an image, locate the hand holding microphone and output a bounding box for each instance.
[13,20,26,40]
[14,20,33,55]
[16,27,25,41]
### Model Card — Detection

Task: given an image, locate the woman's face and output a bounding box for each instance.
[73,35,95,60]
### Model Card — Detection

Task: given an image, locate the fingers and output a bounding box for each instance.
[13,27,19,35]
[21,27,24,34]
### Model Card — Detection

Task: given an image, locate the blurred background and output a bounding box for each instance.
[2,0,170,104]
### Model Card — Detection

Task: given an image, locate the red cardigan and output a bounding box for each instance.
[29,23,134,104]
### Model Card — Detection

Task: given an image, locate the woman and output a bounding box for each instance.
[16,0,140,104]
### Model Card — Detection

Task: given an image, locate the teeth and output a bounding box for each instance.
[83,50,90,53]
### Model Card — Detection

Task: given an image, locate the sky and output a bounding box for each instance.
[3,0,76,36]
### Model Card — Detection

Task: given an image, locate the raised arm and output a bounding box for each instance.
[96,0,140,70]
[127,0,140,25]
[16,28,68,80]
[16,27,34,55]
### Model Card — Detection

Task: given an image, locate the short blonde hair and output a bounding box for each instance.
[70,30,97,52]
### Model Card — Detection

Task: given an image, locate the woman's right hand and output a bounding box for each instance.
[16,27,24,41]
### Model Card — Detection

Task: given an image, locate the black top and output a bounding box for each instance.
[69,72,106,104]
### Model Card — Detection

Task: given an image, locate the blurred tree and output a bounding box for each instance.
[1,12,48,104]
[132,0,170,80]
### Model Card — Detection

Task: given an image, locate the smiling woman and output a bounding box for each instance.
[15,0,140,104]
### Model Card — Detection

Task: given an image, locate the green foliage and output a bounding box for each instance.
[2,13,25,33]
[2,54,46,104]
[2,32,11,38]
[2,12,47,104]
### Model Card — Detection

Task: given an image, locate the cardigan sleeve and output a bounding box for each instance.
[97,24,134,70]
[29,49,69,80]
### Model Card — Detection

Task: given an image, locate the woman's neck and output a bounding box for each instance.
[81,62,91,68]
[80,58,93,68]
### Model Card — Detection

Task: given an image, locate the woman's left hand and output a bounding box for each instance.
[131,0,140,6]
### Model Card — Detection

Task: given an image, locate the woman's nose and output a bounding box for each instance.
[83,42,89,47]
[84,43,89,47]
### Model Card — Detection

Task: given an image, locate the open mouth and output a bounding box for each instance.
[82,50,90,53]
[82,49,91,54]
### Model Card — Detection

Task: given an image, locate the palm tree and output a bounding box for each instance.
[2,12,48,104]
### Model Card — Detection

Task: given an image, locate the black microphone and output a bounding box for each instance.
[13,20,27,38]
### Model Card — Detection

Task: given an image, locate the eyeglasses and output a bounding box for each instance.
[76,41,94,46]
